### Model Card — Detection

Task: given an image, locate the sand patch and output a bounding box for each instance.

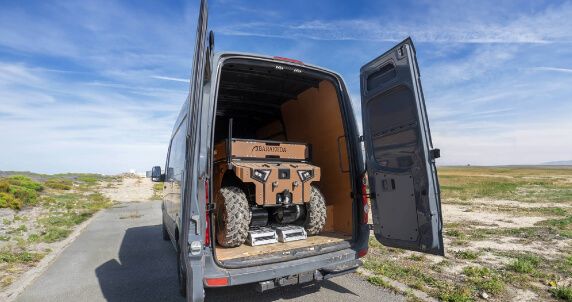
[443,204,548,228]
[469,236,570,259]
[100,176,154,203]
[511,288,538,302]
[468,198,572,208]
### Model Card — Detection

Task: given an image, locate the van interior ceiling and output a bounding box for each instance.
[213,59,354,263]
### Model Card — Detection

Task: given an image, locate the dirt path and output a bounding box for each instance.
[100,176,155,203]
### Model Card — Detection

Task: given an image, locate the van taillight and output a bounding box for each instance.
[361,173,369,224]
[205,179,211,246]
[204,277,229,287]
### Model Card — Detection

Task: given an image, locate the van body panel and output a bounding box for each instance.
[159,2,442,300]
[181,0,210,300]
[162,47,440,301]
[360,38,444,256]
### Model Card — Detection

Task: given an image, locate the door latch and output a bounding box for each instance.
[190,215,200,235]
[430,148,441,160]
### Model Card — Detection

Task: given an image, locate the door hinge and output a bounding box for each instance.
[206,203,216,213]
[430,148,441,160]
[358,135,364,142]
[368,224,375,231]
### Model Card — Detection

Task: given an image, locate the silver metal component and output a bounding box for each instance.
[246,227,278,246]
[190,241,202,255]
[274,225,307,243]
[190,214,200,235]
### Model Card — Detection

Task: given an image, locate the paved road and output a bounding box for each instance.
[17,201,404,302]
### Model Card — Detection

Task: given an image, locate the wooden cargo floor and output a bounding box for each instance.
[215,231,351,261]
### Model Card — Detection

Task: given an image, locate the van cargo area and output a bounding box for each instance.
[211,58,355,266]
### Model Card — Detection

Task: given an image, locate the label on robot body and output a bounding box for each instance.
[251,145,287,153]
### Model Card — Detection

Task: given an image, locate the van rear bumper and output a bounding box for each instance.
[203,247,361,287]
[255,258,362,292]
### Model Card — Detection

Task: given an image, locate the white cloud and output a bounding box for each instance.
[0,62,186,174]
[217,2,572,44]
[530,67,572,74]
[151,75,189,83]
[1,1,571,174]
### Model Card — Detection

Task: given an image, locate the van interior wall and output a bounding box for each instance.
[256,80,353,235]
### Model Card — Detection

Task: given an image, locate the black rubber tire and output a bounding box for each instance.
[216,186,251,247]
[303,186,327,235]
[177,246,187,297]
[162,217,169,241]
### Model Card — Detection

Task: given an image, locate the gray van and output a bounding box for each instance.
[151,1,443,301]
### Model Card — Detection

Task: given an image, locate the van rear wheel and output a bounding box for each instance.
[216,186,251,247]
[303,186,327,235]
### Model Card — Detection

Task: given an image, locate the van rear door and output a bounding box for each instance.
[360,38,444,256]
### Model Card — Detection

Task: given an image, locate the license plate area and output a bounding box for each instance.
[256,271,316,292]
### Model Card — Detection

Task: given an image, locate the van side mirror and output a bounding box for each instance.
[151,166,164,182]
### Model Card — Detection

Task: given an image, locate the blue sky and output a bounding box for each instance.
[0,0,571,174]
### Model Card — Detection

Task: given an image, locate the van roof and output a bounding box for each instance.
[213,51,344,81]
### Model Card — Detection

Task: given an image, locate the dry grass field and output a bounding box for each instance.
[364,166,572,302]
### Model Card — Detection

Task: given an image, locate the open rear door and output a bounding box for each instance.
[361,38,444,256]
[181,0,211,300]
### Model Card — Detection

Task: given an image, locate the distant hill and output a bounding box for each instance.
[541,160,572,166]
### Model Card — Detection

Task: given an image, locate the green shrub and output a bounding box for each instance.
[0,180,9,192]
[462,266,505,295]
[6,176,43,191]
[551,286,572,301]
[506,254,541,274]
[0,192,22,209]
[446,229,465,238]
[367,275,390,287]
[455,250,480,260]
[77,174,101,185]
[9,185,38,206]
[438,285,474,302]
[44,178,72,190]
[0,176,43,209]
[0,250,44,264]
[27,233,40,242]
[41,227,72,243]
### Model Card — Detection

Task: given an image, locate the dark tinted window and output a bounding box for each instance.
[167,119,188,182]
[366,63,396,91]
[367,85,418,169]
